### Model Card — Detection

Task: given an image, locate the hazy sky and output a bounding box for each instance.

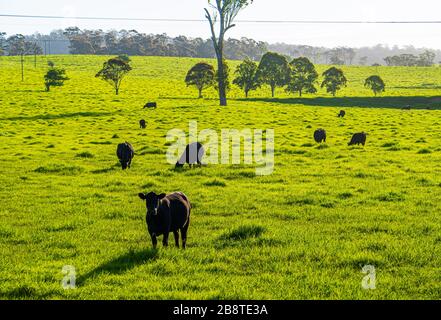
[1,0,441,48]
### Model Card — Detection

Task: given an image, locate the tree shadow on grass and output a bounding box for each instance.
[158,96,220,102]
[233,96,441,110]
[77,248,158,285]
[1,111,115,121]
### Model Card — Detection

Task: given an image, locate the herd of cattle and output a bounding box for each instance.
[115,105,369,249]
[314,110,367,146]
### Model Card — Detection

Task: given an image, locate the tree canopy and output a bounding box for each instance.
[321,67,347,96]
[185,62,215,98]
[95,57,132,95]
[44,64,69,92]
[364,75,385,96]
[256,52,289,97]
[286,57,318,97]
[233,58,260,97]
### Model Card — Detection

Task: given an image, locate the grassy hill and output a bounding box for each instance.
[0,55,440,299]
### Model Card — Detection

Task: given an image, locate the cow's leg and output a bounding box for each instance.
[173,231,180,248]
[181,218,190,249]
[151,234,157,249]
[162,232,169,247]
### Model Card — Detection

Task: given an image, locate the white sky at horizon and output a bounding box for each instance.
[1,0,441,49]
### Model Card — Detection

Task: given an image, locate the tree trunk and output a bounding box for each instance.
[198,88,203,99]
[115,87,119,95]
[299,90,302,97]
[271,85,275,98]
[216,52,227,106]
[245,90,249,98]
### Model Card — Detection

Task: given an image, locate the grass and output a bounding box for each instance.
[0,55,440,299]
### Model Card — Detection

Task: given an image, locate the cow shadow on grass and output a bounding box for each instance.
[233,96,441,110]
[77,249,158,285]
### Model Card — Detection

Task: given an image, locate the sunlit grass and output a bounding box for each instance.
[0,55,440,299]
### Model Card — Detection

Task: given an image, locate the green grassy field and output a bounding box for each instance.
[0,55,440,299]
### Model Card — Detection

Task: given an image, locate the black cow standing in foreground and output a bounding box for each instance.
[138,192,191,249]
[175,142,205,168]
[116,142,134,170]
[314,129,327,143]
[139,119,146,129]
[348,132,367,146]
[144,102,157,109]
[338,110,346,118]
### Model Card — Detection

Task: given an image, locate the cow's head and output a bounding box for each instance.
[138,192,166,216]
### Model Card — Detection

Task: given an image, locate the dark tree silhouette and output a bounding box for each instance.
[44,63,69,92]
[256,52,289,97]
[321,67,347,96]
[204,0,254,106]
[95,57,132,95]
[233,58,260,97]
[286,57,318,97]
[185,62,215,98]
[364,75,385,96]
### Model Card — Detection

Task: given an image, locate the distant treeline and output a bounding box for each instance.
[1,28,441,66]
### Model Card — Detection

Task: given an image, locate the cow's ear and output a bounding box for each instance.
[158,193,166,200]
[138,193,146,200]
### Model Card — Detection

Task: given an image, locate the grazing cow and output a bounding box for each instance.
[138,191,191,249]
[139,119,146,129]
[175,142,205,168]
[116,142,134,170]
[402,105,411,110]
[348,132,367,146]
[314,129,327,143]
[338,110,346,118]
[144,102,157,109]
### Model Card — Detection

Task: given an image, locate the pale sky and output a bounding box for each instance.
[1,0,441,48]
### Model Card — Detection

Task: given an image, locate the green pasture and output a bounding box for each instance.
[0,55,440,299]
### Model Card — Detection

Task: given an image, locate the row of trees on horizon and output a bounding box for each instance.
[35,53,385,99]
[1,28,440,67]
[186,53,386,99]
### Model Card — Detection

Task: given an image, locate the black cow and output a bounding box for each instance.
[175,142,205,168]
[139,119,146,129]
[348,132,367,146]
[138,191,191,249]
[314,129,327,143]
[402,105,411,110]
[338,110,346,118]
[116,142,134,170]
[144,102,157,109]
